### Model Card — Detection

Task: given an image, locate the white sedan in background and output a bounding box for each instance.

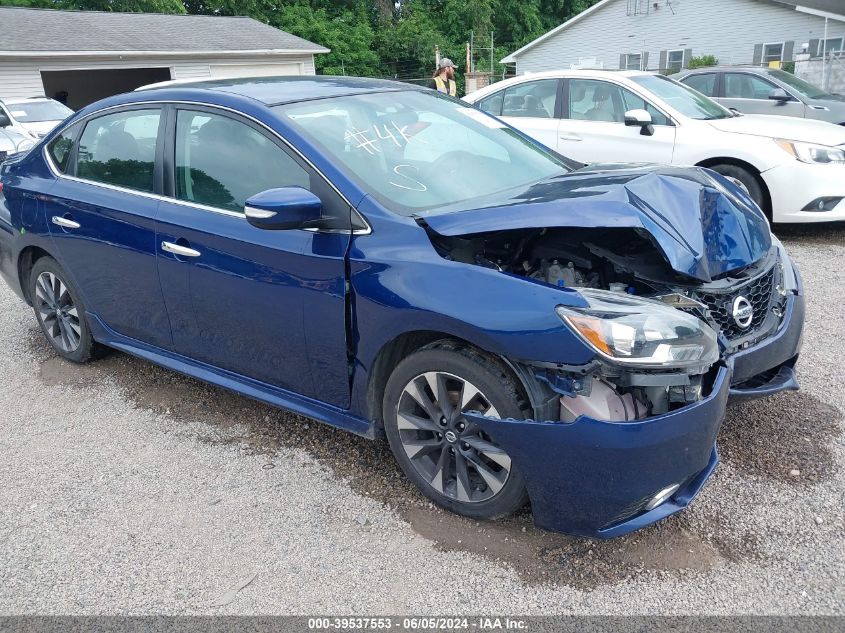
[464,70,845,223]
[0,97,73,140]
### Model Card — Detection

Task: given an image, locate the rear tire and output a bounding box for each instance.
[30,256,100,363]
[383,340,529,520]
[708,163,769,218]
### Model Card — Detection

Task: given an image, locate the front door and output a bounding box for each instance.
[155,106,352,407]
[558,78,676,165]
[44,106,171,348]
[720,72,806,118]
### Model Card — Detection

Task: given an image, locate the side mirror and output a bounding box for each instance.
[624,109,654,136]
[245,187,322,231]
[0,113,10,128]
[768,88,792,104]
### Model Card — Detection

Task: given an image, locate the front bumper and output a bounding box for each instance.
[466,365,730,539]
[465,278,804,539]
[763,161,845,223]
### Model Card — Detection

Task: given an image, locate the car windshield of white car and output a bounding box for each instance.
[8,101,73,123]
[631,75,732,120]
[275,90,575,216]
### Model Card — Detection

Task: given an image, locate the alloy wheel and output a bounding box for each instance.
[396,371,512,503]
[35,271,81,353]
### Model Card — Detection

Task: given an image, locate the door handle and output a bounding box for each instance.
[559,132,582,141]
[51,215,81,229]
[161,241,201,258]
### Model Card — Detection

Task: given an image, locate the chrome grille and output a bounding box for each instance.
[695,266,776,342]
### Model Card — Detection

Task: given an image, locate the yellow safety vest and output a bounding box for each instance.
[434,76,457,96]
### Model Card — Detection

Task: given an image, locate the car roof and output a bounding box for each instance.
[678,66,776,75]
[134,75,425,106]
[2,97,53,104]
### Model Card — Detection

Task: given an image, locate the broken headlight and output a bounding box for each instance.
[556,289,719,369]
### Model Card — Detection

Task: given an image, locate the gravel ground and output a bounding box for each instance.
[0,223,843,615]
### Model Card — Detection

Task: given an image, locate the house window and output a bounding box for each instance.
[625,53,643,70]
[666,50,685,72]
[762,42,784,65]
[815,38,843,57]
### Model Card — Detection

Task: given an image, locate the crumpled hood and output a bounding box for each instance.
[707,113,845,146]
[421,164,772,283]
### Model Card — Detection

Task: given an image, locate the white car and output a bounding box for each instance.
[0,97,73,140]
[0,126,35,164]
[464,70,845,223]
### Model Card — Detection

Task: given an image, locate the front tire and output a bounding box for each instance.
[383,340,529,520]
[30,256,99,363]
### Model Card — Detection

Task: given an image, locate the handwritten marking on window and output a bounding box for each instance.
[389,164,427,191]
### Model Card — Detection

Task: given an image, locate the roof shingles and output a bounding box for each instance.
[0,7,328,54]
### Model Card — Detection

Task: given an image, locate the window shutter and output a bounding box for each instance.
[642,52,649,70]
[752,43,763,65]
[808,39,820,57]
[683,48,693,68]
[659,50,667,70]
[783,40,794,62]
[619,54,626,69]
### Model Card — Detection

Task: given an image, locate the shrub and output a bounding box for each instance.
[688,55,718,69]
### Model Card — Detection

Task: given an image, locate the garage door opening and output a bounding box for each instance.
[40,67,172,110]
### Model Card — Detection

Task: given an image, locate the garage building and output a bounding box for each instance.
[0,7,329,110]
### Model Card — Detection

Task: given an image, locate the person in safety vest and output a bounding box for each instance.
[428,58,458,96]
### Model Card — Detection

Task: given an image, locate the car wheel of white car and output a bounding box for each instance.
[383,340,529,520]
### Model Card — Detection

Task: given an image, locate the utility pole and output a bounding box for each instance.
[435,44,441,68]
[466,42,471,73]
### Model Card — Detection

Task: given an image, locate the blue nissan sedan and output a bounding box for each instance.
[0,77,805,538]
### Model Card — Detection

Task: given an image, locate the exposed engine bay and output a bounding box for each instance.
[428,225,788,422]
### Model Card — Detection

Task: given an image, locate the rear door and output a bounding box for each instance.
[43,106,171,348]
[558,78,676,165]
[721,72,806,118]
[477,79,563,151]
[155,105,353,407]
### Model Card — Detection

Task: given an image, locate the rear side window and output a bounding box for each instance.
[477,91,504,116]
[682,73,718,97]
[76,109,161,192]
[47,123,79,174]
[175,110,309,214]
[501,80,558,118]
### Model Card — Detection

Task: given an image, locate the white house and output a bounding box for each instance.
[0,7,329,110]
[502,0,845,76]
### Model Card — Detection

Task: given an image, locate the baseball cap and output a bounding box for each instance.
[438,58,458,70]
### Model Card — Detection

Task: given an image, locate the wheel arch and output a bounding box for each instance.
[695,156,772,216]
[17,245,53,305]
[365,330,535,432]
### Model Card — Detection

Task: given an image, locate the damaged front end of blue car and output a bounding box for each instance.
[421,164,805,538]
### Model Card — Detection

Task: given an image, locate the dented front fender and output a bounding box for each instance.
[465,365,731,538]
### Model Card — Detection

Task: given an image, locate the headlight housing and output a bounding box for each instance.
[557,289,719,370]
[14,138,35,153]
[775,139,845,164]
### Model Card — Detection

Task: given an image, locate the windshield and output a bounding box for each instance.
[274,90,573,216]
[766,69,832,100]
[631,75,733,120]
[6,100,73,123]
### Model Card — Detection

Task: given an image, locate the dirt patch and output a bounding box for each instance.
[33,346,741,589]
[721,391,842,485]
[775,222,845,247]
[402,506,725,587]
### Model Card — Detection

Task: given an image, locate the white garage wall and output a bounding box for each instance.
[0,54,317,100]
